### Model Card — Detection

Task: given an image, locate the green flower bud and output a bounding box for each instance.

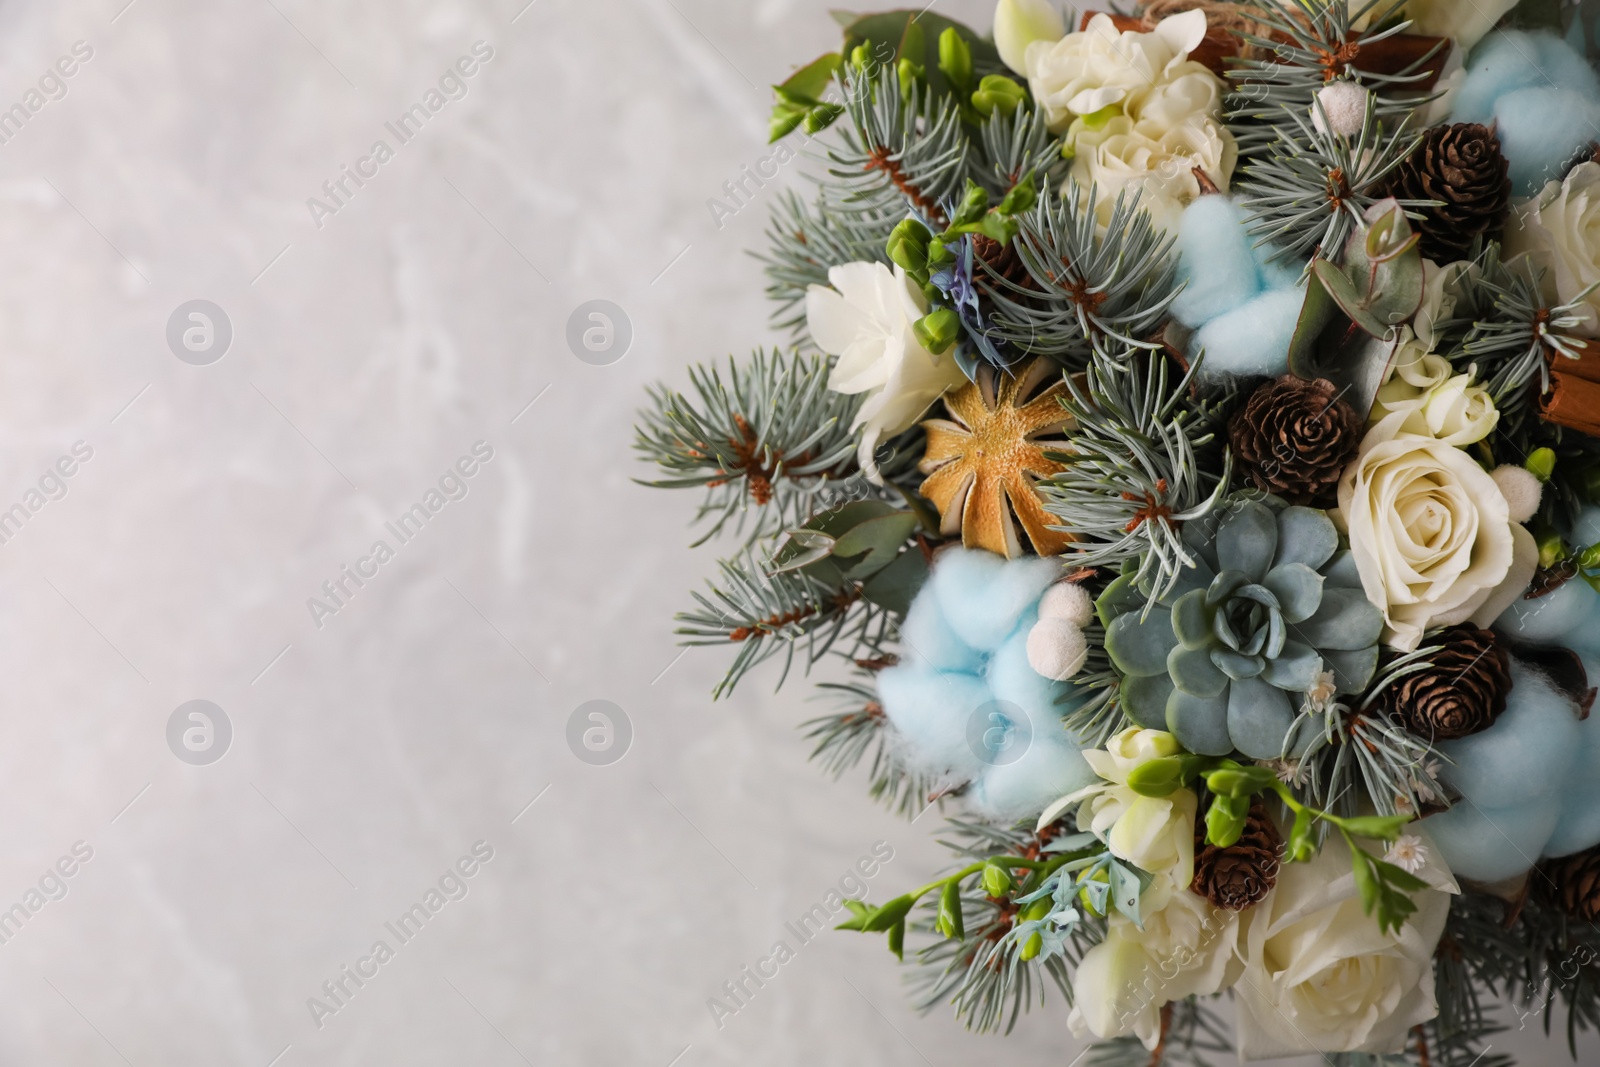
[1286,808,1317,863]
[1020,930,1043,960]
[996,173,1037,217]
[937,28,973,90]
[1022,897,1052,922]
[1526,447,1557,483]
[886,218,933,274]
[981,861,1014,898]
[849,42,874,71]
[971,74,1026,118]
[887,917,906,960]
[913,308,960,354]
[936,880,965,939]
[898,57,925,102]
[1537,525,1568,570]
[1205,793,1250,848]
[803,103,844,135]
[1126,756,1183,797]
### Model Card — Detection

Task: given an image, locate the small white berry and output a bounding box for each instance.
[1311,81,1370,139]
[1027,618,1088,680]
[1037,582,1094,628]
[1491,464,1543,523]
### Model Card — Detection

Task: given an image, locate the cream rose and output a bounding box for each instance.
[1024,11,1212,134]
[1070,888,1243,1048]
[1504,161,1600,337]
[1234,830,1456,1059]
[805,262,968,482]
[1371,348,1498,446]
[1402,0,1520,51]
[1337,411,1536,651]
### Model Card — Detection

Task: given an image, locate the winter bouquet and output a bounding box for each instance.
[636,0,1600,1061]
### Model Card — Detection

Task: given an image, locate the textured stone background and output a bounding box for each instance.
[0,0,1587,1063]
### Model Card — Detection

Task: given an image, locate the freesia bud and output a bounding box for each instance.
[993,0,1064,76]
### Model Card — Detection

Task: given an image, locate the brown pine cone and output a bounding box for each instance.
[1228,375,1363,504]
[1383,624,1511,741]
[1538,845,1600,922]
[971,234,1035,294]
[1192,798,1281,910]
[1383,123,1511,265]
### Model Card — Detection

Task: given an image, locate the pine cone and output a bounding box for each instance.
[1539,845,1600,923]
[972,234,1036,293]
[1192,799,1281,910]
[1383,624,1511,741]
[1383,123,1511,265]
[1228,375,1363,504]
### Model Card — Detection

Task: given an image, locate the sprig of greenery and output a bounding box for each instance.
[1128,755,1425,934]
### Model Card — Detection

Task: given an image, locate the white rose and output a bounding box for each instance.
[1234,830,1457,1059]
[806,262,967,482]
[1024,10,1209,133]
[1070,888,1243,1048]
[1337,411,1537,651]
[1370,339,1452,423]
[993,0,1064,77]
[1504,161,1600,338]
[1416,373,1498,445]
[1066,112,1235,232]
[1039,728,1196,898]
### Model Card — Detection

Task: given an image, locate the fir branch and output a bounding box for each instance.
[676,547,895,698]
[1232,91,1426,264]
[758,189,893,338]
[1084,997,1234,1067]
[986,185,1182,369]
[1039,345,1232,602]
[803,678,935,818]
[974,103,1065,197]
[826,64,970,227]
[635,348,875,546]
[1060,617,1132,748]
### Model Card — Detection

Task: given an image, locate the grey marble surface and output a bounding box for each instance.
[0,0,1587,1064]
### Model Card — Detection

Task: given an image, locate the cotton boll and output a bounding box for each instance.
[969,734,1097,822]
[988,629,1066,726]
[1437,661,1580,809]
[1570,505,1600,549]
[1497,578,1599,646]
[1037,582,1094,627]
[1545,653,1600,855]
[1493,87,1600,194]
[1171,196,1262,327]
[1191,287,1303,381]
[900,581,985,673]
[876,665,991,781]
[1423,799,1561,881]
[932,548,1058,652]
[1027,618,1088,680]
[1449,30,1597,125]
[1490,464,1543,523]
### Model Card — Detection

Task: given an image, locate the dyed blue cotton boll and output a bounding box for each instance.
[1171,196,1264,325]
[1570,505,1600,552]
[877,547,1092,821]
[1170,196,1306,381]
[1497,578,1600,657]
[1545,654,1600,856]
[1190,288,1304,380]
[1425,661,1582,881]
[1449,31,1600,195]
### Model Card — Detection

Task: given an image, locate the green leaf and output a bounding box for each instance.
[832,511,920,578]
[936,880,965,939]
[837,10,999,99]
[775,53,842,101]
[859,546,928,613]
[861,894,916,932]
[768,104,808,143]
[887,917,906,959]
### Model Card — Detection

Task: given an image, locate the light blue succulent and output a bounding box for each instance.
[1099,498,1383,759]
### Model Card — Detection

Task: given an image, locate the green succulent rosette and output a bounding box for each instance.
[1098,497,1383,759]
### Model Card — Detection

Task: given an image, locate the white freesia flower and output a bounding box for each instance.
[1069,888,1243,1048]
[1504,161,1600,337]
[1234,829,1457,1059]
[1337,411,1537,651]
[993,0,1064,76]
[805,262,967,482]
[1068,111,1235,231]
[1024,11,1210,133]
[1038,728,1196,901]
